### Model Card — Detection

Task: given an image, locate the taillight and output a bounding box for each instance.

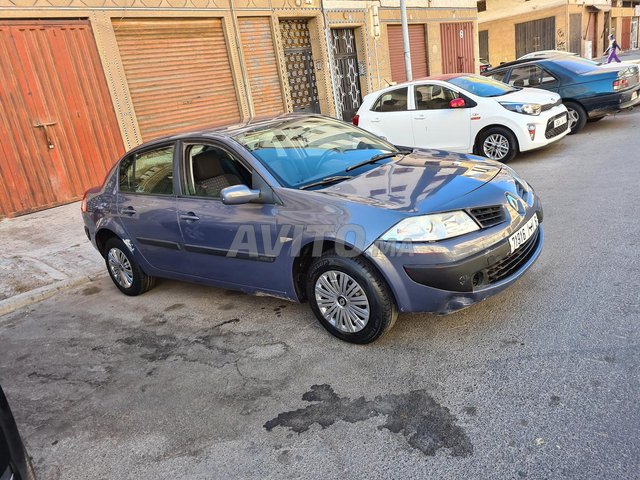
[81,191,88,213]
[613,78,628,90]
[352,114,359,126]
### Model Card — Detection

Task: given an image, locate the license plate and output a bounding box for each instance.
[633,91,638,101]
[554,115,567,128]
[509,215,539,253]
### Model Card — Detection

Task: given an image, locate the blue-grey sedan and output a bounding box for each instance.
[82,115,543,343]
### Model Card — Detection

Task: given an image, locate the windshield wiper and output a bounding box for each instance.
[299,175,352,190]
[345,149,412,172]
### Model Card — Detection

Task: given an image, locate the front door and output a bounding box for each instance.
[117,143,183,273]
[280,19,320,114]
[331,28,362,121]
[176,142,286,295]
[411,84,470,151]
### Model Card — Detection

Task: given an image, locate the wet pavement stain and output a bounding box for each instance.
[264,384,473,457]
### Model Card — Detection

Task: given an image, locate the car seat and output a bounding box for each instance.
[192,150,243,197]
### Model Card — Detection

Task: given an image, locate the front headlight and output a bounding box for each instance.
[499,102,541,116]
[380,211,479,242]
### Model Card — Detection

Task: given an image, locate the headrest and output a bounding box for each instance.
[192,150,225,180]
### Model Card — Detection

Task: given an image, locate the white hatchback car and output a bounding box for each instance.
[354,74,570,162]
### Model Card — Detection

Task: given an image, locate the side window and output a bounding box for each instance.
[372,87,408,112]
[509,65,556,88]
[490,71,507,83]
[119,145,174,195]
[184,144,252,198]
[415,84,460,110]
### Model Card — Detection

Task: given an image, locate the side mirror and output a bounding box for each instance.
[449,98,466,108]
[221,185,260,205]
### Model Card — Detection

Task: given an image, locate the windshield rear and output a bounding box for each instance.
[552,57,599,74]
[448,74,518,97]
[232,117,396,189]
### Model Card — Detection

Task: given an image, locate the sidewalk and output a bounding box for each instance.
[0,202,105,316]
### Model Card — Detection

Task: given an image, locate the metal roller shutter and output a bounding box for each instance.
[0,20,124,217]
[238,17,284,117]
[387,24,428,83]
[112,18,240,141]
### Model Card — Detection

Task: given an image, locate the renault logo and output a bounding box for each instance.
[505,192,520,212]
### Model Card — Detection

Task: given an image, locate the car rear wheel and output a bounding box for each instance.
[306,250,397,344]
[104,237,155,296]
[564,101,587,134]
[477,127,518,162]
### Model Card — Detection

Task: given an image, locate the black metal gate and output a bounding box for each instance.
[280,19,320,113]
[331,28,362,121]
[515,16,556,58]
[479,30,489,62]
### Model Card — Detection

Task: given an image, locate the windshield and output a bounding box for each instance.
[448,75,518,97]
[233,117,396,189]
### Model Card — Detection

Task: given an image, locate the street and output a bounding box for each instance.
[1,109,639,479]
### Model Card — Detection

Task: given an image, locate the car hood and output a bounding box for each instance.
[497,87,561,105]
[321,149,502,214]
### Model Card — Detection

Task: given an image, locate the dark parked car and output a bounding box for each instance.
[82,115,543,343]
[483,55,640,133]
[1,385,35,480]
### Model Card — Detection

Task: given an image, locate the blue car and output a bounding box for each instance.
[82,115,543,343]
[484,55,640,134]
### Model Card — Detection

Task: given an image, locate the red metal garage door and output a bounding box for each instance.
[621,17,631,50]
[387,24,428,83]
[0,20,124,217]
[440,22,475,74]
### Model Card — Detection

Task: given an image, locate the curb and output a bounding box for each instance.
[0,273,106,317]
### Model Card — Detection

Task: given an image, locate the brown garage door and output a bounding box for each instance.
[440,22,475,74]
[515,16,556,59]
[0,20,124,217]
[387,24,428,83]
[238,17,284,117]
[113,18,240,141]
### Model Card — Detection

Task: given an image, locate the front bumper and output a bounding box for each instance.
[364,184,544,314]
[516,109,569,152]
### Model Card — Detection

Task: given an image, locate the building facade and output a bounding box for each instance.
[0,0,478,216]
[478,0,640,66]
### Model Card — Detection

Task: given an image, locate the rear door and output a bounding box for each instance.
[117,142,183,273]
[360,87,414,146]
[176,141,287,295]
[411,83,470,151]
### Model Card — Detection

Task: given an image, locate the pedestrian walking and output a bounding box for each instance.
[604,34,622,63]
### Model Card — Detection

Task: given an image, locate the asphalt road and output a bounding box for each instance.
[2,109,639,479]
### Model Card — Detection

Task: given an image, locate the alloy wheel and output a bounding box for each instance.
[567,108,580,130]
[315,270,370,333]
[482,133,510,160]
[107,247,134,289]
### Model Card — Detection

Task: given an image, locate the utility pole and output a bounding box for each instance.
[400,0,412,81]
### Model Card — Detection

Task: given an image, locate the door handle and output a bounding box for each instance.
[370,117,381,123]
[33,121,57,149]
[413,114,426,120]
[120,206,136,216]
[180,212,200,222]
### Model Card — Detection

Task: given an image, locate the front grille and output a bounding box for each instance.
[540,98,561,112]
[469,205,506,229]
[545,112,569,139]
[486,228,540,284]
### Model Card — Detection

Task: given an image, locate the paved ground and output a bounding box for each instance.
[1,109,639,479]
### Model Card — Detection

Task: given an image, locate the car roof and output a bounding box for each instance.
[134,113,331,149]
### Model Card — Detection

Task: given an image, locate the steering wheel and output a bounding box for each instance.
[313,147,342,169]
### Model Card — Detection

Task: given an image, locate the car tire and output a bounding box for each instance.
[306,249,398,344]
[564,101,587,134]
[476,127,518,162]
[104,237,155,296]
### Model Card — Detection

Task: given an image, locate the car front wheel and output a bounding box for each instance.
[104,237,155,296]
[477,127,518,162]
[564,101,587,134]
[306,250,398,344]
